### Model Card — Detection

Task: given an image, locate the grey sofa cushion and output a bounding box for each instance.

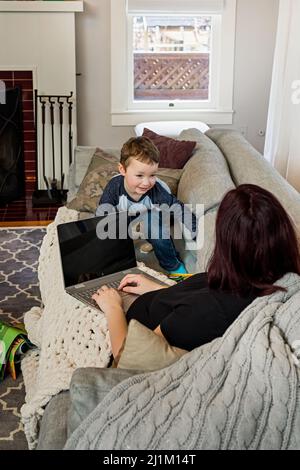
[206,129,300,233]
[36,391,70,450]
[197,209,218,272]
[177,129,235,213]
[68,367,143,438]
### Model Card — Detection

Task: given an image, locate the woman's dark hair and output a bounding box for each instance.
[207,184,300,296]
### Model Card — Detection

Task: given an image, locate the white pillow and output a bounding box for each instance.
[134,121,209,138]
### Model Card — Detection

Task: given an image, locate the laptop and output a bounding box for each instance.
[57,212,168,311]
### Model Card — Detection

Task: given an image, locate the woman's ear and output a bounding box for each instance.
[118,163,126,176]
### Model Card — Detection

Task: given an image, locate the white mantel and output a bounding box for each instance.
[0,0,84,189]
[0,1,83,13]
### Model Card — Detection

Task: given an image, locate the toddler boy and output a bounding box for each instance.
[95,137,197,274]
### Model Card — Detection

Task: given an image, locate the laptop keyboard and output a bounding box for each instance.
[72,280,121,309]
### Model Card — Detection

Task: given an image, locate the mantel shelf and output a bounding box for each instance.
[0,1,84,13]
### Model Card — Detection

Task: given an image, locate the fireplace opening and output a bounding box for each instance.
[0,86,25,205]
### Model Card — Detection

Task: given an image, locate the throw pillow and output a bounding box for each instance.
[66,148,119,213]
[143,128,196,169]
[156,167,183,195]
[116,319,187,371]
[67,148,183,213]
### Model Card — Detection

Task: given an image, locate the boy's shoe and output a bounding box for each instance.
[168,262,188,275]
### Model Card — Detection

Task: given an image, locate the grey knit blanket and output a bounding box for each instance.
[65,273,300,450]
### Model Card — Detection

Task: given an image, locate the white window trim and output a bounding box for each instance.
[111,0,236,126]
[127,0,224,15]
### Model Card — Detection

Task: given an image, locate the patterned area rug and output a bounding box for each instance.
[0,228,46,451]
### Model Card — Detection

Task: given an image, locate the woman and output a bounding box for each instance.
[92,184,300,358]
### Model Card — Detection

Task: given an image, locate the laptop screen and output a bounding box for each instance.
[57,213,137,288]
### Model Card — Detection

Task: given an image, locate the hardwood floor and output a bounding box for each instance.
[0,190,63,227]
[0,221,53,227]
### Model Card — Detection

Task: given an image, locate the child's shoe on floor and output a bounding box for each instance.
[168,262,188,275]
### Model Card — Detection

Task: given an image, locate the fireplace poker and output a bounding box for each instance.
[67,93,73,166]
[40,98,50,193]
[58,97,65,192]
[49,97,57,192]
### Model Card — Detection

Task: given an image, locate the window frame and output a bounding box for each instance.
[111,0,236,126]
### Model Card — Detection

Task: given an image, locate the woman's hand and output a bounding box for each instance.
[92,285,123,314]
[118,273,167,296]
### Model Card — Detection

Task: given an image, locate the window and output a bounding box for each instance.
[131,15,212,102]
[111,0,236,125]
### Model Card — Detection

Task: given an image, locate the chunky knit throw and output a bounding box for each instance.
[65,272,300,450]
[20,206,173,450]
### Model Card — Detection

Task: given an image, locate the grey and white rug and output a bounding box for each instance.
[0,228,46,451]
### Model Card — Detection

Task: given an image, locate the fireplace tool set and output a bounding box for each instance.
[32,90,73,207]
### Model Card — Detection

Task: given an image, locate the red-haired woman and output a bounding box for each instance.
[93,184,300,358]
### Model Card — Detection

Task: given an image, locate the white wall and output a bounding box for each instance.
[0,11,78,188]
[75,0,131,149]
[230,0,279,152]
[75,0,279,153]
[0,13,76,95]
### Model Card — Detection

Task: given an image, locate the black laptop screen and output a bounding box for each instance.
[57,214,137,288]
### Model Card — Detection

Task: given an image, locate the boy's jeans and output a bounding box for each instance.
[129,210,182,272]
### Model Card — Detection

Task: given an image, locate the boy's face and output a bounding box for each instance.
[119,158,158,198]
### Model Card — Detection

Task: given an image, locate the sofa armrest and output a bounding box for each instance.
[67,367,144,440]
[36,391,70,450]
[36,368,144,450]
[206,129,300,232]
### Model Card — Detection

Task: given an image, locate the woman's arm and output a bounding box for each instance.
[92,286,127,358]
[153,325,165,338]
[103,304,128,358]
[92,276,169,358]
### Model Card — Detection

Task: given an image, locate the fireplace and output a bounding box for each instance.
[0,70,36,205]
[0,85,25,205]
[0,1,83,222]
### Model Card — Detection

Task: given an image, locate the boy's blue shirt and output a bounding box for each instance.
[95,174,197,238]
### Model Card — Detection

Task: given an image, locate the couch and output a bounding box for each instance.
[35,128,300,450]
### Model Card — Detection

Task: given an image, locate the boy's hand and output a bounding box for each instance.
[118,274,167,295]
[92,286,123,313]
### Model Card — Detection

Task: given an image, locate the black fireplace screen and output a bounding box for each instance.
[0,86,25,205]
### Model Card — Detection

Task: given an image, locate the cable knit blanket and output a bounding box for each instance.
[65,272,300,450]
[20,206,173,450]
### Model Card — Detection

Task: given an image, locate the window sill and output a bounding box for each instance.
[111,109,234,126]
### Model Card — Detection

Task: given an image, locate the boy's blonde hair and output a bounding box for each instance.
[120,136,160,169]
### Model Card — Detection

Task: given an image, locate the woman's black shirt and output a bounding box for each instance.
[126,273,257,351]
